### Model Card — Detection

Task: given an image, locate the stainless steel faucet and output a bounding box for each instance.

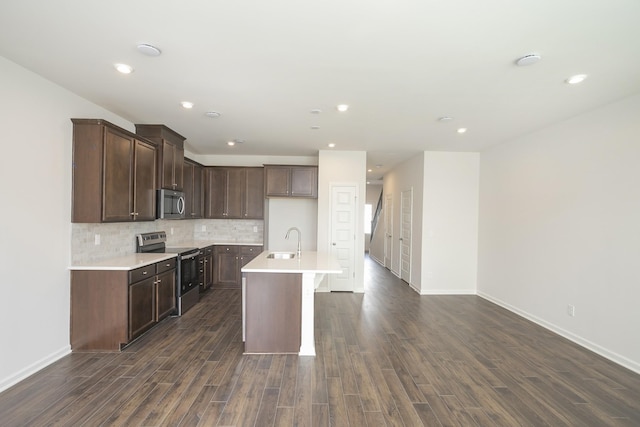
[285,227,301,256]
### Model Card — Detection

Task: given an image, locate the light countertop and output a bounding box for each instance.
[172,240,263,249]
[69,253,177,271]
[241,251,342,274]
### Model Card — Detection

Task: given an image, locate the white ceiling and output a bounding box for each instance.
[2,0,640,179]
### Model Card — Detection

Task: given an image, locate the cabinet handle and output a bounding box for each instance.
[166,263,171,267]
[157,279,161,283]
[143,271,148,275]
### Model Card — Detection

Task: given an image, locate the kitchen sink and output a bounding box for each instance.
[267,252,296,259]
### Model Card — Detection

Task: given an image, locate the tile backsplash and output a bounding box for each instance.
[71,219,263,264]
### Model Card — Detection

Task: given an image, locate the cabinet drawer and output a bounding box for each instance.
[156,257,177,274]
[203,246,214,256]
[241,245,262,256]
[129,265,155,284]
[214,245,238,254]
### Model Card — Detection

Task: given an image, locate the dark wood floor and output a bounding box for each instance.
[2,257,640,426]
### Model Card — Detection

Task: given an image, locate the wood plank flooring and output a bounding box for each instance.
[2,256,639,426]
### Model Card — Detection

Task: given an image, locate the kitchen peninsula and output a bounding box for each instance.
[241,251,341,356]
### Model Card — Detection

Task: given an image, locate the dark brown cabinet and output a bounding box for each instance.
[183,158,204,219]
[135,124,186,191]
[72,119,157,223]
[205,167,264,219]
[244,272,302,353]
[199,245,214,292]
[213,245,262,288]
[264,165,317,198]
[71,257,177,351]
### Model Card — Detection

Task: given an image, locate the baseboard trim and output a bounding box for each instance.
[0,345,71,393]
[478,291,640,375]
[420,289,476,295]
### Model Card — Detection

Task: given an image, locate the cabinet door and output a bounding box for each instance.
[291,166,318,197]
[174,146,184,190]
[244,168,264,219]
[204,251,214,290]
[205,167,227,218]
[103,127,134,222]
[183,160,195,217]
[214,246,239,287]
[156,269,176,321]
[226,168,244,218]
[265,166,291,197]
[161,140,176,190]
[192,163,203,218]
[133,139,157,221]
[129,277,155,340]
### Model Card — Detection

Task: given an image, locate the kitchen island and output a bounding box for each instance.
[241,251,342,356]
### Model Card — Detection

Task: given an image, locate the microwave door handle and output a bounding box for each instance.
[178,196,185,214]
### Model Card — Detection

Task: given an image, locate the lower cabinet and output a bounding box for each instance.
[199,245,214,292]
[213,245,262,288]
[71,257,177,351]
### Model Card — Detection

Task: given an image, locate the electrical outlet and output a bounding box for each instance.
[567,305,575,317]
[253,226,258,233]
[201,225,206,232]
[170,227,174,235]
[94,234,101,245]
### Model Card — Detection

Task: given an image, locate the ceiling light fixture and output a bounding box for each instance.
[136,43,162,57]
[310,109,322,114]
[515,54,541,66]
[328,143,336,148]
[114,63,133,74]
[566,74,588,85]
[336,104,349,112]
[438,116,454,122]
[367,169,372,172]
[205,111,221,118]
[457,128,467,134]
[181,101,194,109]
[311,125,320,130]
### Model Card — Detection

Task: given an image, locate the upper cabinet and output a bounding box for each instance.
[135,124,185,191]
[72,119,157,223]
[264,165,318,198]
[205,167,264,219]
[183,158,204,219]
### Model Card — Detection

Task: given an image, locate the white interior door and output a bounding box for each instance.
[329,185,356,292]
[400,189,412,284]
[384,194,393,270]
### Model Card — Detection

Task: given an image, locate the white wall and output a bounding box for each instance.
[317,150,366,292]
[0,56,136,391]
[422,152,479,294]
[266,198,317,252]
[382,152,479,294]
[478,93,640,373]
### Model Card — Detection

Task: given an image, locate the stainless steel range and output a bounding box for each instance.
[136,231,200,315]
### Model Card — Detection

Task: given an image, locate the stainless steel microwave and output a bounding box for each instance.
[157,189,185,219]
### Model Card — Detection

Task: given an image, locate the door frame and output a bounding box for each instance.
[400,188,412,284]
[328,183,358,292]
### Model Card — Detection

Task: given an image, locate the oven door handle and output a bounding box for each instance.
[180,251,201,260]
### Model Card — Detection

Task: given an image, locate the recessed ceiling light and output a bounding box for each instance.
[136,44,161,57]
[438,116,454,122]
[311,125,320,130]
[227,141,235,146]
[205,111,221,118]
[515,54,541,66]
[310,109,322,114]
[114,63,133,74]
[375,164,382,168]
[336,104,349,112]
[566,74,588,85]
[181,101,194,109]
[367,169,372,172]
[457,128,467,134]
[328,143,336,148]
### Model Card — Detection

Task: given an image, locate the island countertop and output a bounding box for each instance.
[241,251,342,274]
